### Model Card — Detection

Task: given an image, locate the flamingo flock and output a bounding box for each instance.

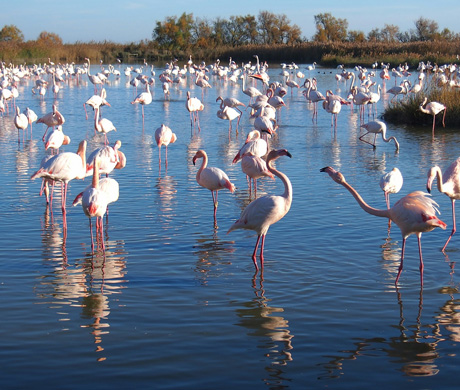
[1,56,457,286]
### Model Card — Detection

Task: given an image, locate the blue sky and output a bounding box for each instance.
[4,0,460,44]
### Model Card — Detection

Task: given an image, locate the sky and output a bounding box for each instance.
[3,0,460,44]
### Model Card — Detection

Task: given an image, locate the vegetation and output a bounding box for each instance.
[383,77,460,129]
[0,12,458,66]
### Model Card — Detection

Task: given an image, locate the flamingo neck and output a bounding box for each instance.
[339,180,390,219]
[433,167,446,194]
[196,154,208,182]
[92,161,99,189]
[267,159,292,204]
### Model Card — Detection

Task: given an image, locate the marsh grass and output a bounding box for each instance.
[383,76,460,129]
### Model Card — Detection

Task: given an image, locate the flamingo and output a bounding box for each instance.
[387,80,410,101]
[321,166,447,286]
[241,153,275,197]
[154,124,177,168]
[30,140,87,214]
[322,97,342,127]
[232,130,269,163]
[131,81,152,124]
[84,88,110,120]
[217,105,241,134]
[216,96,245,129]
[227,149,292,271]
[426,157,460,251]
[186,91,204,131]
[192,150,236,228]
[367,85,381,117]
[73,176,119,217]
[44,125,71,154]
[14,106,28,143]
[37,104,65,141]
[302,78,326,121]
[85,58,103,93]
[23,107,38,135]
[94,105,116,144]
[242,75,263,106]
[419,97,446,137]
[380,168,403,228]
[86,140,122,178]
[80,157,108,252]
[359,120,399,151]
[195,71,212,99]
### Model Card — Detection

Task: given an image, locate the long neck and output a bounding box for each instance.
[433,166,446,193]
[196,154,208,182]
[268,160,292,204]
[92,160,99,188]
[340,180,390,219]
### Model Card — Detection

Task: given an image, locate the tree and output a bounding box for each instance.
[381,24,400,42]
[348,30,366,42]
[257,11,301,44]
[153,13,194,50]
[313,13,348,42]
[0,25,24,43]
[190,18,213,48]
[412,17,439,41]
[37,31,63,45]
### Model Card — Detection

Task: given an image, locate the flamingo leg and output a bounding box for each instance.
[252,235,261,271]
[442,108,446,127]
[442,199,456,252]
[395,237,407,285]
[259,234,266,268]
[211,190,218,227]
[89,218,94,252]
[417,234,424,286]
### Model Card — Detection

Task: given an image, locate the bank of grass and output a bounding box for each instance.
[383,78,460,129]
[1,40,460,67]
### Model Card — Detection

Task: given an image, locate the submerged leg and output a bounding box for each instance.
[395,237,407,285]
[442,200,456,252]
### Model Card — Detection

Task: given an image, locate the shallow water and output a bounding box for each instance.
[1,63,460,389]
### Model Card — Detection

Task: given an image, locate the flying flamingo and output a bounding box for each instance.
[241,153,275,197]
[186,91,204,132]
[227,149,292,271]
[37,104,65,141]
[419,97,446,137]
[79,157,108,252]
[155,124,177,168]
[94,105,116,144]
[31,140,87,215]
[14,106,28,143]
[192,150,236,228]
[380,167,403,228]
[131,81,152,124]
[44,125,71,154]
[359,120,399,151]
[320,166,447,286]
[426,157,460,251]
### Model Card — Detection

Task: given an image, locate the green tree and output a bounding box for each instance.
[0,25,24,43]
[257,11,301,44]
[313,13,348,42]
[152,13,194,50]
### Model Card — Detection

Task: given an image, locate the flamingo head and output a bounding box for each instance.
[426,167,439,193]
[192,150,206,165]
[320,166,346,184]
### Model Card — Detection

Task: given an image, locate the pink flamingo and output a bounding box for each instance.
[427,157,460,251]
[241,153,275,197]
[31,140,87,214]
[193,150,235,228]
[216,96,245,130]
[359,120,399,150]
[94,105,116,145]
[321,166,447,286]
[44,125,71,154]
[86,140,122,178]
[14,106,28,143]
[80,157,108,252]
[37,104,65,141]
[232,130,268,163]
[186,91,204,131]
[419,97,446,137]
[84,88,110,120]
[228,149,292,271]
[131,81,152,124]
[23,107,37,136]
[155,124,177,168]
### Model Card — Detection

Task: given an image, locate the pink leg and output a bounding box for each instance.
[395,237,407,285]
[211,191,218,227]
[417,234,424,286]
[259,235,266,268]
[89,218,94,252]
[252,235,261,271]
[442,200,456,252]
